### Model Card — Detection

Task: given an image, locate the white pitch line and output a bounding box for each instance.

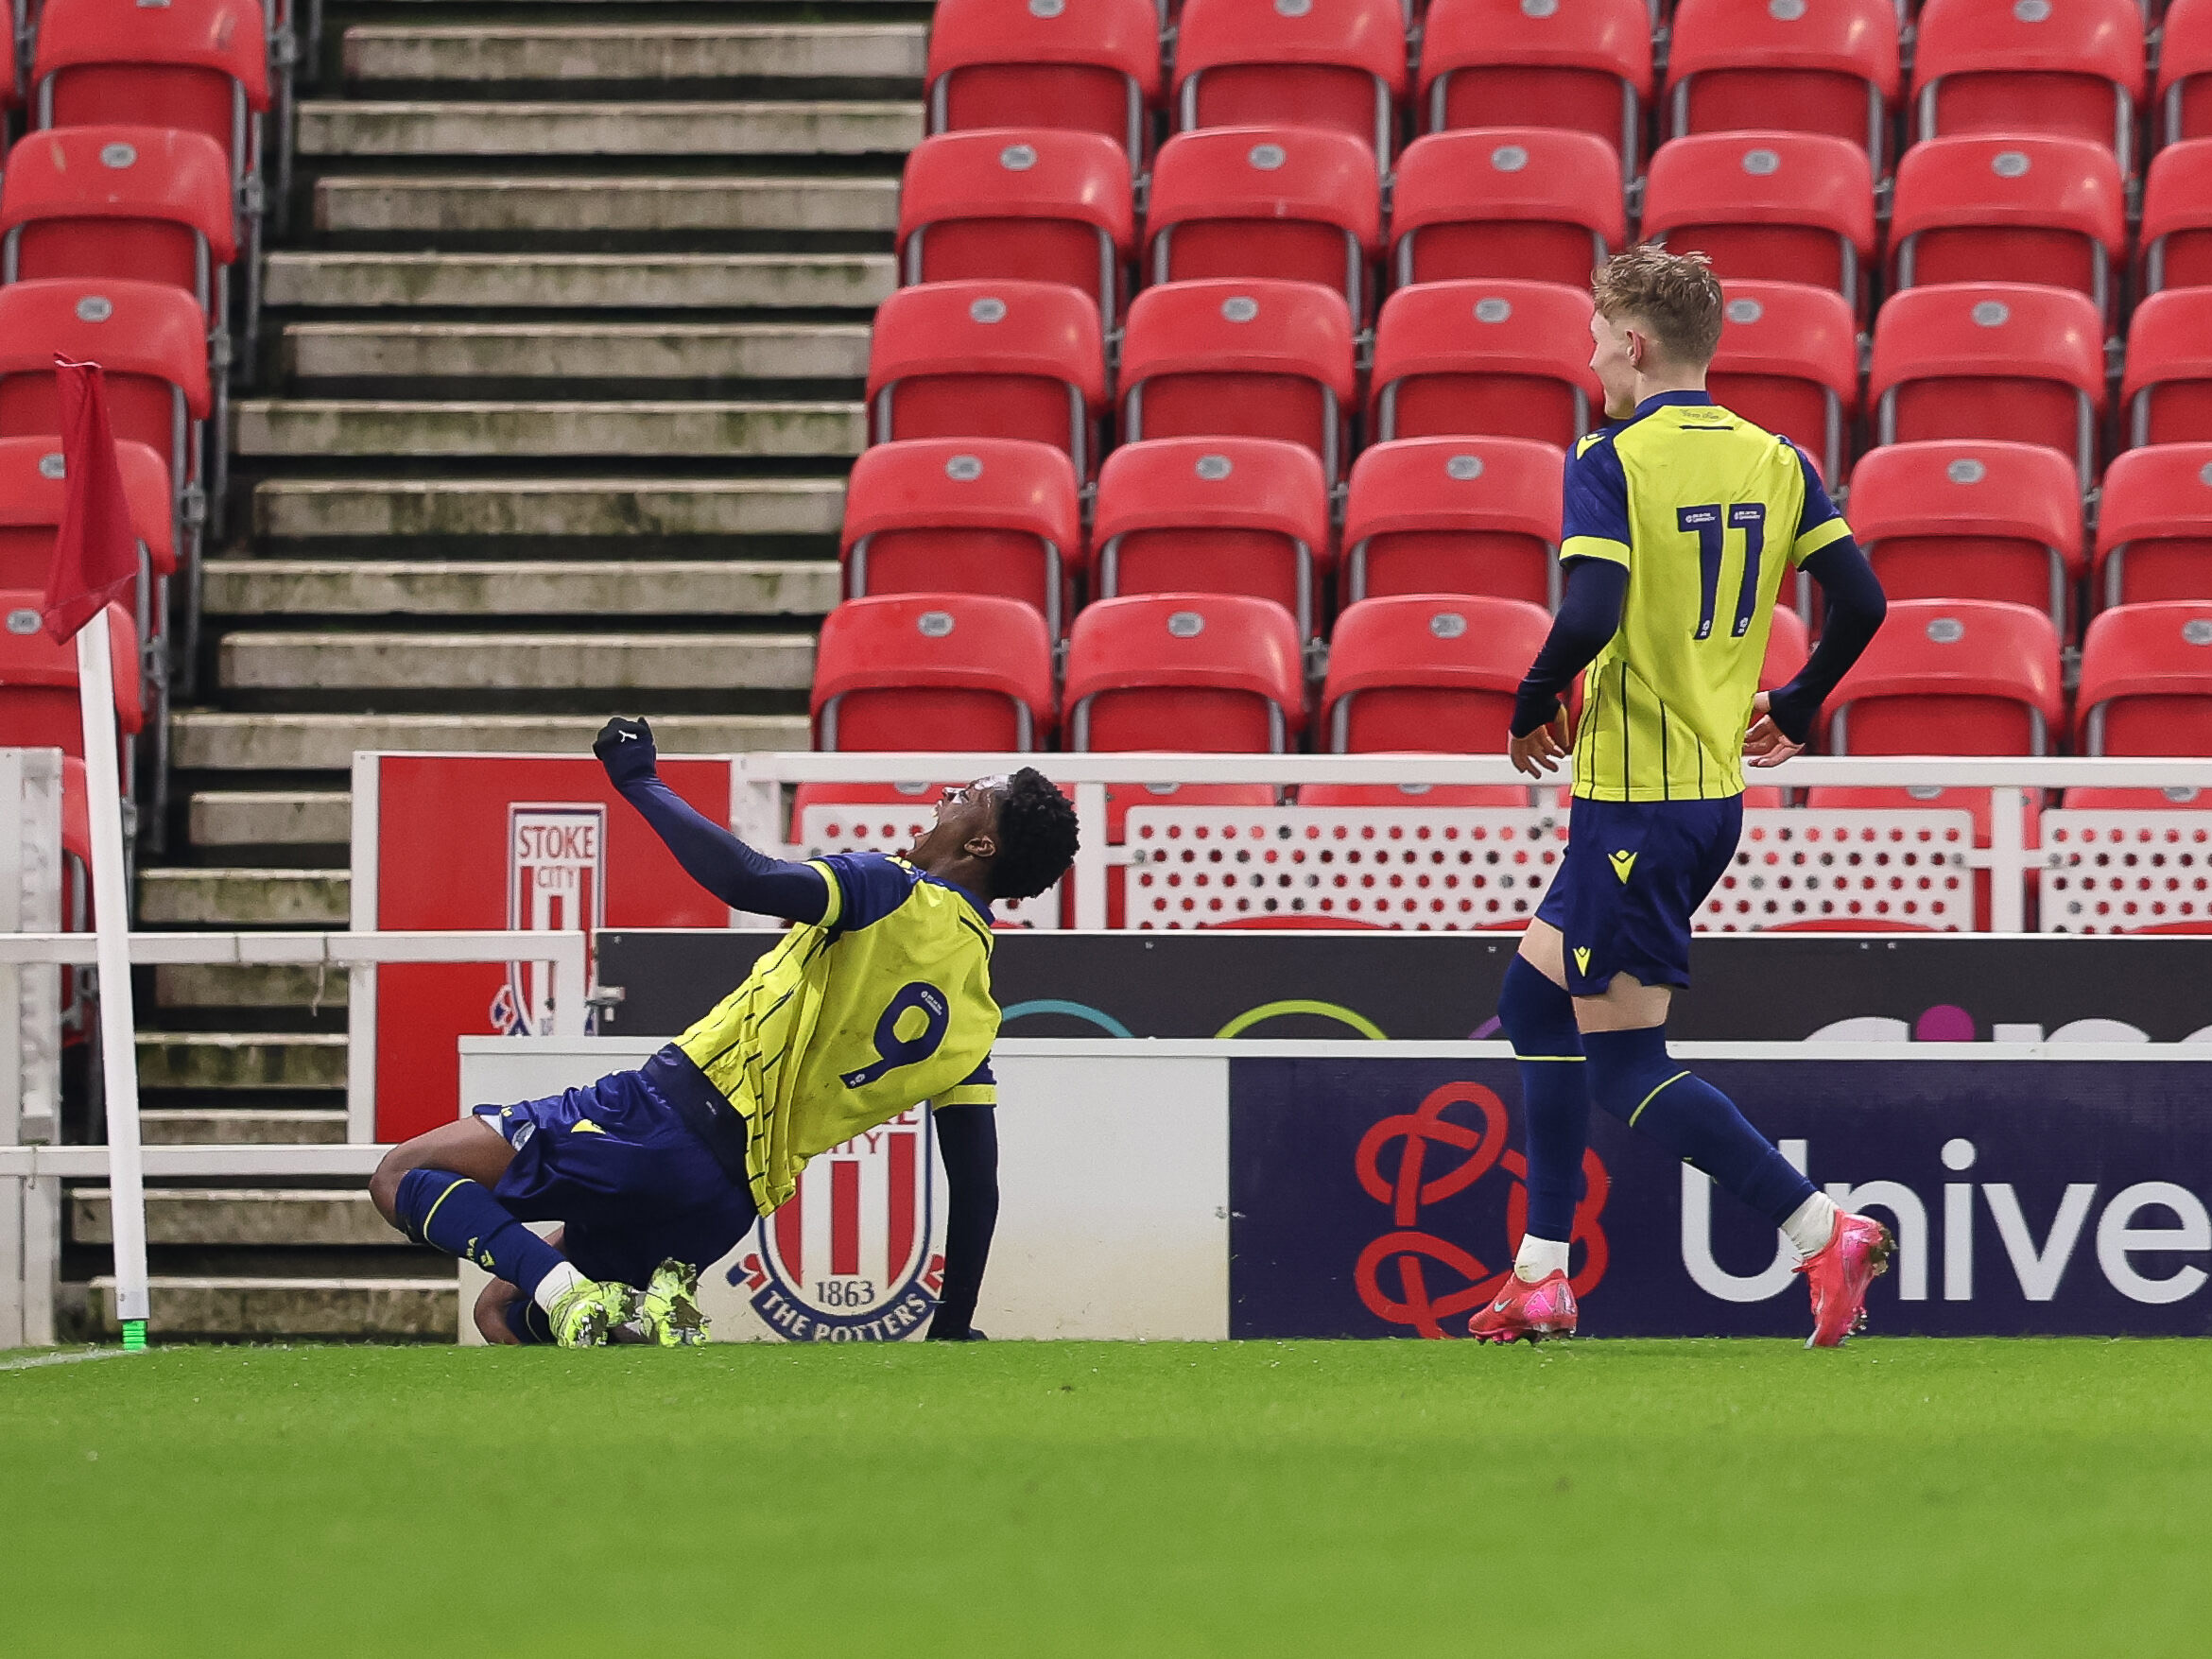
[0,1347,145,1373]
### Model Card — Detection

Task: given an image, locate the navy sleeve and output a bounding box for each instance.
[1789,442,1853,563]
[1510,557,1630,738]
[815,851,921,933]
[925,1103,999,1340]
[1765,537,1889,743]
[615,775,829,924]
[1559,437,1633,567]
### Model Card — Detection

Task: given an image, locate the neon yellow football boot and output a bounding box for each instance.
[633,1258,711,1347]
[546,1277,634,1348]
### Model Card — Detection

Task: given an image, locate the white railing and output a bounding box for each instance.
[735,753,2212,934]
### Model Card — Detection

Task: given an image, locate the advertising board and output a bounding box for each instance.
[458,1040,2212,1343]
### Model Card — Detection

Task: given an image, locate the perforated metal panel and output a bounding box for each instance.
[794,801,1064,930]
[1120,807,1566,929]
[2039,812,2212,934]
[1700,810,1978,932]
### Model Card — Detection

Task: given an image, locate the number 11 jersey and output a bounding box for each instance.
[673,852,998,1217]
[1561,390,1854,801]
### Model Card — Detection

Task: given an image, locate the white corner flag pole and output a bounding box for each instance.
[76,605,150,1349]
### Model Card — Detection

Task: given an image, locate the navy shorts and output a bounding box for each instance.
[473,1046,758,1287]
[1534,794,1743,994]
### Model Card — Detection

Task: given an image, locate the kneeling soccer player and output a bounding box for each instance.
[1470,247,1894,1349]
[369,720,1080,1346]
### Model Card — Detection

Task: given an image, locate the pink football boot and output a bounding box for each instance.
[1796,1212,1895,1348]
[1467,1270,1578,1343]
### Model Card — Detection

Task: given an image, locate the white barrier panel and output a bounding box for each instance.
[458,1037,2212,1342]
[0,748,63,1347]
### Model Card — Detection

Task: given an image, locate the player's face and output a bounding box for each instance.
[1590,309,1641,420]
[907,776,1006,861]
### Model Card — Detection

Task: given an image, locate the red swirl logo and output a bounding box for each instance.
[1352,1080,1609,1338]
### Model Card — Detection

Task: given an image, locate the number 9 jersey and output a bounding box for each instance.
[1561,390,1854,801]
[672,852,999,1216]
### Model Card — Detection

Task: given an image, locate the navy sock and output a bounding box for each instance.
[1496,957,1589,1241]
[394,1166,567,1300]
[1582,1027,1817,1227]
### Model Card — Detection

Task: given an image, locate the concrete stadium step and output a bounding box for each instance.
[232,400,864,458]
[220,631,816,693]
[156,965,351,1011]
[297,100,920,158]
[140,1107,349,1144]
[173,712,807,770]
[204,560,840,618]
[94,1277,455,1339]
[343,25,926,84]
[316,175,899,235]
[265,251,892,309]
[189,790,352,847]
[74,1189,391,1249]
[253,477,845,541]
[284,322,870,384]
[137,870,349,927]
[136,1032,348,1091]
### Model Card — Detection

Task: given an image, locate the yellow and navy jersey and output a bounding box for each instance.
[673,852,998,1216]
[1561,390,1853,801]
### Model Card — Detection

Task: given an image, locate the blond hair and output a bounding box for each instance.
[1591,245,1724,368]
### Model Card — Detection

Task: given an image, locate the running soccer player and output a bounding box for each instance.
[369,721,1080,1347]
[1469,247,1893,1349]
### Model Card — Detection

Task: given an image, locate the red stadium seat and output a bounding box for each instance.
[1764,605,1810,689]
[2061,786,2212,809]
[1641,132,1877,313]
[1417,0,1651,181]
[2139,139,2212,297]
[2095,443,2212,607]
[1093,438,1333,637]
[1118,279,1358,483]
[2160,0,2212,146]
[32,0,270,166]
[839,438,1083,636]
[1321,594,1552,752]
[1828,598,2065,754]
[1171,0,1409,161]
[1868,283,2107,490]
[896,130,1134,319]
[1708,281,1858,483]
[924,0,1163,166]
[0,591,143,775]
[1663,0,1901,173]
[1,126,237,321]
[866,280,1107,478]
[1145,128,1383,318]
[2122,289,2212,449]
[0,433,176,596]
[0,278,213,538]
[1370,279,1599,447]
[1910,0,2147,175]
[1389,129,1624,291]
[1845,441,2082,628]
[811,593,1056,751]
[1889,135,2127,324]
[1063,593,1306,751]
[2077,601,2212,754]
[1341,435,1564,606]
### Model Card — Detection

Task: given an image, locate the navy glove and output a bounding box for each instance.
[594,716,658,787]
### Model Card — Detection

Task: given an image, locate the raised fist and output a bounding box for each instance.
[593,716,658,787]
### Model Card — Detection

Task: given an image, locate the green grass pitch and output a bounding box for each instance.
[3,1338,2206,1657]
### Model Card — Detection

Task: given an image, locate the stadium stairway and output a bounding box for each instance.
[75,0,918,1340]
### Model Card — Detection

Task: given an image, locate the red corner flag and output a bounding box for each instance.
[39,355,140,644]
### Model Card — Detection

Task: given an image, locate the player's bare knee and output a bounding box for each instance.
[368,1146,412,1223]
